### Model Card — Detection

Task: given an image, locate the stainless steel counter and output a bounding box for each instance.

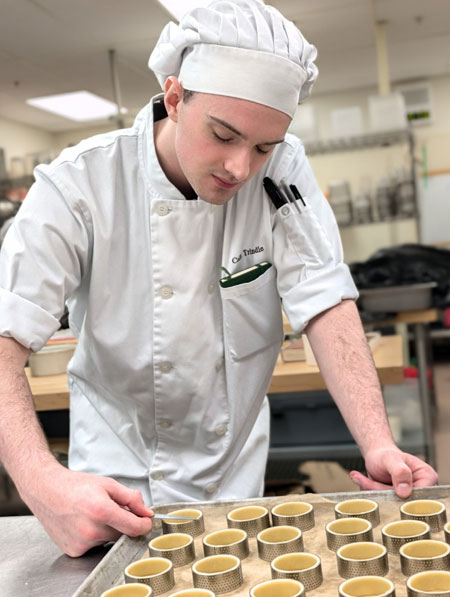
[0,516,109,597]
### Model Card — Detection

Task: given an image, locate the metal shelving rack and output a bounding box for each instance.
[305,127,420,236]
[304,128,413,156]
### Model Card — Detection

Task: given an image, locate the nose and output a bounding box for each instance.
[224,147,251,182]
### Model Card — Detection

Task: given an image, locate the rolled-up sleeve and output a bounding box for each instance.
[271,136,358,333]
[0,174,90,352]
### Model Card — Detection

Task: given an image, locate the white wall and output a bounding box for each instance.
[0,117,134,178]
[0,117,55,177]
[414,75,450,172]
[53,123,119,150]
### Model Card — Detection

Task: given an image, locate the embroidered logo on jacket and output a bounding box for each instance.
[232,245,264,264]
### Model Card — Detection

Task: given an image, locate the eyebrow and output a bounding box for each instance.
[208,115,285,146]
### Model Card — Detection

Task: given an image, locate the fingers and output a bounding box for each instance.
[354,449,438,500]
[403,453,439,487]
[349,470,393,492]
[98,480,154,537]
[106,480,153,518]
[29,470,155,557]
[363,450,413,498]
[385,455,413,499]
[104,504,153,537]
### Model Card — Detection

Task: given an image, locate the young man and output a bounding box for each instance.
[0,0,437,557]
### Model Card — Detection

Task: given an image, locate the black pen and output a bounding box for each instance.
[281,178,302,215]
[289,184,306,207]
[263,177,287,210]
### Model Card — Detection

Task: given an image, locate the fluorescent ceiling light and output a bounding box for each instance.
[156,0,210,21]
[26,91,126,122]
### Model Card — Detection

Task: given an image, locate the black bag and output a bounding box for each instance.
[350,243,450,308]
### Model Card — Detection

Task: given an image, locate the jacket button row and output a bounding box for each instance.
[159,419,173,429]
[159,285,174,299]
[159,361,173,373]
[215,424,227,436]
[151,471,165,481]
[157,203,170,216]
[205,482,218,494]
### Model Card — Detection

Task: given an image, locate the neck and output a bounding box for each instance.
[154,118,196,199]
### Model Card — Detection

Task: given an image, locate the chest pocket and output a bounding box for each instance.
[220,265,283,360]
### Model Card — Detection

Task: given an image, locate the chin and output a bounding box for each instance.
[202,191,236,205]
[194,183,237,205]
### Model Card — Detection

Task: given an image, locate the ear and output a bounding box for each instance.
[163,76,184,123]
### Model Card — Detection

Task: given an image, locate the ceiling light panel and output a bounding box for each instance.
[26,90,125,122]
[156,0,210,21]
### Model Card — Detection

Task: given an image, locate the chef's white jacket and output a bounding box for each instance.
[0,95,357,505]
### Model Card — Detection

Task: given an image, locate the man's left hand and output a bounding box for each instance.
[349,447,438,499]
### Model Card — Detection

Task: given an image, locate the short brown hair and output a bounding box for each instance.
[183,88,196,103]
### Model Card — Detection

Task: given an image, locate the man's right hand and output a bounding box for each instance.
[22,462,154,557]
[0,337,153,556]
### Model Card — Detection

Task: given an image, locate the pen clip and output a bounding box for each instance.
[280,179,302,215]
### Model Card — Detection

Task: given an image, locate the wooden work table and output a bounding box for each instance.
[26,369,69,412]
[283,308,438,335]
[28,334,403,411]
[268,334,403,393]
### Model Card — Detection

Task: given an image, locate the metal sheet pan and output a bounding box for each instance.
[72,485,450,597]
[358,282,437,312]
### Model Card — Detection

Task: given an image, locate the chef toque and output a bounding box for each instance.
[148,0,318,118]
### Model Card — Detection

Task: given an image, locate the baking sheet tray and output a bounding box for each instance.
[358,282,437,312]
[72,486,450,597]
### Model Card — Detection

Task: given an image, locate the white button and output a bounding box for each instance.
[151,471,165,481]
[215,424,227,436]
[281,205,290,216]
[208,281,216,294]
[159,419,173,429]
[205,482,218,494]
[157,203,170,216]
[159,285,174,299]
[215,357,224,371]
[159,361,173,373]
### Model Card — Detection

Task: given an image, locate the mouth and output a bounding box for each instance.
[212,174,239,190]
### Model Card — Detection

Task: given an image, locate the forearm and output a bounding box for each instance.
[0,336,60,496]
[305,299,395,457]
[0,337,154,555]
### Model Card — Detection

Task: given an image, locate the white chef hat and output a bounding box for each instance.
[148,0,318,118]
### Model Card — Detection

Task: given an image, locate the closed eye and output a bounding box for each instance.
[213,130,272,155]
[213,131,233,144]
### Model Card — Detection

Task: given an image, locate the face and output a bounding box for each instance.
[168,87,291,205]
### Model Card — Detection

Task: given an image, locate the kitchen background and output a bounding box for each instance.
[1,0,450,506]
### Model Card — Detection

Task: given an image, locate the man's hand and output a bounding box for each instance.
[0,335,152,556]
[23,463,154,557]
[305,302,438,499]
[349,447,438,499]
